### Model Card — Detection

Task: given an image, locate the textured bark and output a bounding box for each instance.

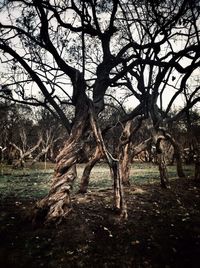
[157,152,169,188]
[164,133,185,178]
[156,137,170,188]
[132,138,152,160]
[118,120,135,187]
[34,100,89,224]
[111,160,127,218]
[78,146,103,193]
[89,104,128,219]
[151,128,170,189]
[120,143,131,186]
[31,147,50,165]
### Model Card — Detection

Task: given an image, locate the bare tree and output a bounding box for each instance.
[10,137,42,168]
[0,0,199,223]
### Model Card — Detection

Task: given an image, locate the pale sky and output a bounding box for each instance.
[0,1,199,113]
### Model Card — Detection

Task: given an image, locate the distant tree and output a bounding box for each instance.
[31,109,67,165]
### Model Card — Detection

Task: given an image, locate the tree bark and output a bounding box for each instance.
[152,132,170,189]
[120,143,131,186]
[78,146,103,193]
[164,132,185,178]
[89,104,128,218]
[118,120,135,187]
[110,159,127,217]
[157,151,169,188]
[31,148,50,165]
[33,99,89,224]
[175,151,185,178]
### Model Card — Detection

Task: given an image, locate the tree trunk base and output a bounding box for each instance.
[33,189,72,225]
[158,154,170,189]
[33,168,76,225]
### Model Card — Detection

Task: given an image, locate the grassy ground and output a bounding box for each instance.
[0,162,199,268]
[80,162,194,188]
[0,162,194,198]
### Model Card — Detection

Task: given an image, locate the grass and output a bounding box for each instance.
[130,163,194,184]
[0,162,198,268]
[0,162,195,201]
[77,162,195,189]
[0,164,53,200]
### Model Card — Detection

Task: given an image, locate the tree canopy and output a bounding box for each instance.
[0,0,199,123]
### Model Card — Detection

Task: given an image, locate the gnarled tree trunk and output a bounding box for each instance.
[34,100,89,224]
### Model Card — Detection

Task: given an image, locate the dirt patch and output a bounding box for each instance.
[0,178,200,267]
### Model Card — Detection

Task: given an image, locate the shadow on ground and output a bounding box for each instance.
[0,178,200,268]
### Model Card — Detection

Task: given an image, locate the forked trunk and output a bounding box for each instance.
[78,146,103,193]
[89,104,128,219]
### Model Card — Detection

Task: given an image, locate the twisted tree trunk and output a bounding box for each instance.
[33,100,89,224]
